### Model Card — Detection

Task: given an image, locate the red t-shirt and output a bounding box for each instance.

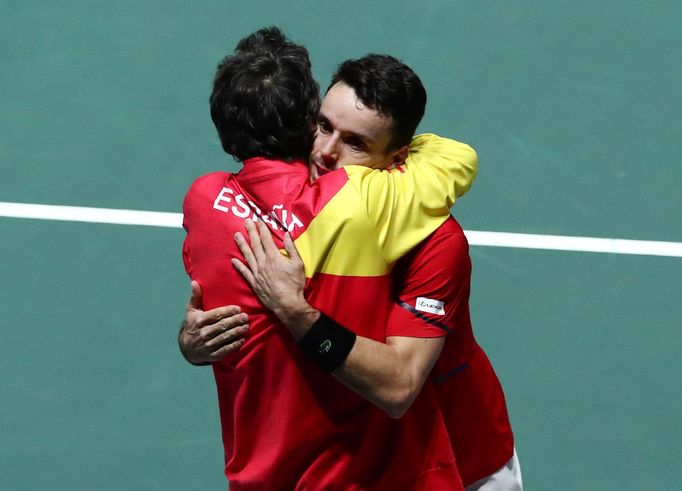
[183,157,465,490]
[387,217,515,485]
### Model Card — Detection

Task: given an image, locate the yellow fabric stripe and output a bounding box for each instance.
[294,184,389,277]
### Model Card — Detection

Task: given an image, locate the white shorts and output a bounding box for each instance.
[465,448,523,491]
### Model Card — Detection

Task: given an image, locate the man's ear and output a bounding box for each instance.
[389,145,409,167]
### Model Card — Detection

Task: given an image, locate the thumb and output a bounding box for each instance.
[188,280,203,310]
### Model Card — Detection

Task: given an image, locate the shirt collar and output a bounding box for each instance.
[241,157,309,179]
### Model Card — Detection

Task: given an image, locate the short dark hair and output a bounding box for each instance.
[329,54,426,150]
[210,27,320,162]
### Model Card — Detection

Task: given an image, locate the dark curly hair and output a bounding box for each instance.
[329,54,426,150]
[210,27,320,162]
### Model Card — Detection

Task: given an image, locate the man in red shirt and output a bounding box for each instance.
[180,27,476,490]
[189,56,521,489]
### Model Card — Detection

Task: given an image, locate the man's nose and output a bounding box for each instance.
[320,134,340,167]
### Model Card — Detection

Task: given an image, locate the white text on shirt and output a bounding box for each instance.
[212,187,304,232]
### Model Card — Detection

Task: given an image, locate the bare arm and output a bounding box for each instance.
[231,219,444,418]
[338,335,444,418]
[178,281,250,365]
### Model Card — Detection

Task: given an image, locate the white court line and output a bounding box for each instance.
[465,231,682,258]
[1,201,681,258]
[0,202,182,228]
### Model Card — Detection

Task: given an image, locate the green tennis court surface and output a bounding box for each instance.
[2,1,681,489]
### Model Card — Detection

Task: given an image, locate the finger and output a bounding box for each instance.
[198,304,241,328]
[258,219,279,256]
[187,280,203,311]
[200,313,248,340]
[231,257,256,286]
[205,323,249,349]
[234,232,258,271]
[283,232,303,264]
[244,219,265,262]
[209,337,246,360]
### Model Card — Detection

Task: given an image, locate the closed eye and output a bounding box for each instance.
[346,137,366,151]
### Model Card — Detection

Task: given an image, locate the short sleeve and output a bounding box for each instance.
[386,219,471,338]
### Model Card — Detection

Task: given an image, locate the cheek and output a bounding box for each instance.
[342,152,373,166]
[360,150,384,165]
[312,129,327,147]
[336,148,353,163]
[311,136,322,153]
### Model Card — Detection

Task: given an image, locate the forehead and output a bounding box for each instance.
[320,83,394,142]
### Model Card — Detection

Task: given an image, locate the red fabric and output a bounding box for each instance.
[387,217,515,485]
[182,161,461,490]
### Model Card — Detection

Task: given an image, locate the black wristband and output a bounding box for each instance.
[298,312,357,372]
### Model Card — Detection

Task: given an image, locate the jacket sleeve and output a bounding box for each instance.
[345,133,477,265]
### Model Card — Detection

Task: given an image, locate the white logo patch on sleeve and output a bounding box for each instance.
[415,297,445,315]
